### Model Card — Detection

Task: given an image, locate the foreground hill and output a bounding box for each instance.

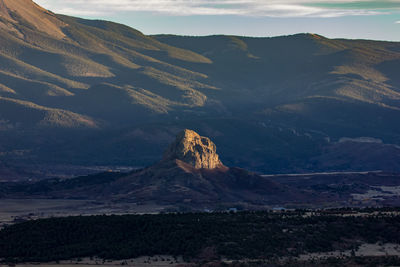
[0,130,306,206]
[2,130,400,209]
[1,0,400,173]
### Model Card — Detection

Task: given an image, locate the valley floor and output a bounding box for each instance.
[6,244,400,267]
[0,199,170,230]
[11,255,187,267]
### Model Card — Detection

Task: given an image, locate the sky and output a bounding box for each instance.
[34,0,400,41]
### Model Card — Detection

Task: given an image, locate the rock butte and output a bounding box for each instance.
[163,129,223,169]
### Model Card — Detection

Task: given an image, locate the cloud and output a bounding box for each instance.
[34,0,400,18]
[396,20,400,23]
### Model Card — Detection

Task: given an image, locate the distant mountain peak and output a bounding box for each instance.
[163,129,223,169]
[0,0,67,39]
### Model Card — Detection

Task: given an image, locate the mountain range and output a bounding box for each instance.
[1,0,400,174]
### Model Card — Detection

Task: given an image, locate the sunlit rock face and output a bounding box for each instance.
[163,129,223,169]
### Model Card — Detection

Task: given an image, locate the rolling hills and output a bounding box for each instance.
[1,0,400,174]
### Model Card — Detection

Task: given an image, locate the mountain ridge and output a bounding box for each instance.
[0,0,67,40]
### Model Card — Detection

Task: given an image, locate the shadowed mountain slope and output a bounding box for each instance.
[0,129,305,206]
[0,0,214,129]
[1,1,400,173]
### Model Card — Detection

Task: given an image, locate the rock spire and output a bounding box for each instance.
[163,129,223,169]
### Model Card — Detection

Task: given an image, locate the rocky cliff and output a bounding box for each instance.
[163,129,223,169]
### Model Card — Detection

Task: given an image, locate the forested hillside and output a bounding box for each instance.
[1,209,400,263]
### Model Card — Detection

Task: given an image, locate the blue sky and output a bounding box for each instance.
[35,0,400,41]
